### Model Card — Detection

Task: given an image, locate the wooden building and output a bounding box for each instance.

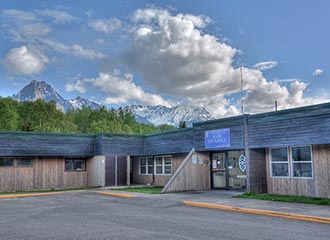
[1,103,330,198]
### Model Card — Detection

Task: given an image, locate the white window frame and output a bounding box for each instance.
[270,147,290,178]
[139,157,153,175]
[154,155,172,176]
[291,145,313,179]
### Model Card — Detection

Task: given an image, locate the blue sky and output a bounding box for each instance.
[0,0,328,117]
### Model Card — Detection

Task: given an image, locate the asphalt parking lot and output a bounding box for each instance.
[0,191,329,240]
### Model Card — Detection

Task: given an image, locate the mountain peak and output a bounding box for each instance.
[12,80,214,126]
[13,80,102,112]
[125,104,214,127]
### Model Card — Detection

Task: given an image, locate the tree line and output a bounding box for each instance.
[0,97,176,134]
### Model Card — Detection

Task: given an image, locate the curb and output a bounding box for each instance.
[182,201,330,224]
[0,192,65,199]
[97,191,136,199]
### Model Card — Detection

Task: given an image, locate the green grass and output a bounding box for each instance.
[0,186,101,195]
[234,192,330,205]
[111,186,163,194]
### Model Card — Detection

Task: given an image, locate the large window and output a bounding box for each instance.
[139,156,172,175]
[65,159,86,172]
[139,157,154,175]
[270,147,289,177]
[0,158,31,167]
[270,146,313,179]
[291,146,313,178]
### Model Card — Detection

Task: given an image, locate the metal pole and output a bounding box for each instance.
[240,66,244,114]
[115,155,118,187]
[126,155,130,186]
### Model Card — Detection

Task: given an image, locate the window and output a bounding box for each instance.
[270,147,289,177]
[0,158,14,167]
[16,158,32,167]
[65,159,86,172]
[292,146,313,178]
[139,156,172,175]
[0,158,31,167]
[155,156,172,175]
[139,157,154,175]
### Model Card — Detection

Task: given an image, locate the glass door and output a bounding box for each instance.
[211,153,228,189]
[227,151,246,189]
[211,151,247,190]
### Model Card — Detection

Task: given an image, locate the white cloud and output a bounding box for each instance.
[74,70,171,106]
[121,7,327,117]
[313,69,323,76]
[37,10,76,24]
[40,39,106,60]
[4,45,49,75]
[253,61,278,71]
[2,9,38,22]
[88,17,122,34]
[65,80,87,93]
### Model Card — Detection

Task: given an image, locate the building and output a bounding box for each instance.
[1,103,330,198]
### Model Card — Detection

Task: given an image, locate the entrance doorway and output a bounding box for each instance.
[105,155,128,186]
[211,151,246,190]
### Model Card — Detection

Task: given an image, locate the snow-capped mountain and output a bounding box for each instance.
[125,105,215,127]
[12,80,214,126]
[69,96,102,110]
[13,80,102,111]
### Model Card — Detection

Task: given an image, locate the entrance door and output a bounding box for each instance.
[105,155,127,186]
[212,153,227,189]
[211,151,246,190]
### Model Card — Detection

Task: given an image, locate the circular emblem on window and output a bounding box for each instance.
[239,155,246,172]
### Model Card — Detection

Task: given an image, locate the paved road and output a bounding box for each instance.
[0,191,329,240]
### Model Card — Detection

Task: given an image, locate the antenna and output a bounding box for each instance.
[240,66,244,114]
[275,100,278,111]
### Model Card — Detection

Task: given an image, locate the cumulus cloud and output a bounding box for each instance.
[119,7,327,117]
[4,45,48,75]
[88,17,122,34]
[72,70,171,106]
[121,8,258,115]
[40,39,106,60]
[253,61,278,71]
[313,69,323,76]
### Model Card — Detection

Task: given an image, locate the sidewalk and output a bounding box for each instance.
[98,189,330,222]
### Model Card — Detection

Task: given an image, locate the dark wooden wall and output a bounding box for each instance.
[0,132,95,157]
[144,129,194,155]
[97,134,144,156]
[248,103,330,148]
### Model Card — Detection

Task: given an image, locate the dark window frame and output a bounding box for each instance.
[0,157,32,168]
[65,159,86,172]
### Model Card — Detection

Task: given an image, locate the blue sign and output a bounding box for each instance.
[205,128,230,149]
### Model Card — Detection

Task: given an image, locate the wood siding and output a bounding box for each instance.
[144,129,193,155]
[0,132,95,157]
[162,152,211,193]
[0,157,88,192]
[266,145,330,198]
[248,149,267,193]
[132,154,185,186]
[249,114,330,148]
[96,134,144,156]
